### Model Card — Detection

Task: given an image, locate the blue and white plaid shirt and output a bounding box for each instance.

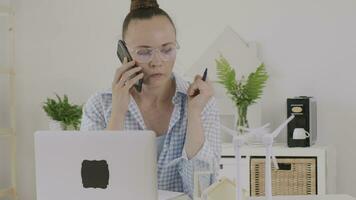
[80,73,221,197]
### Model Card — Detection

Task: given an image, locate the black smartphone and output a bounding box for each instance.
[116,40,143,92]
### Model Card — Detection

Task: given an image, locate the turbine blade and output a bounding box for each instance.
[221,125,237,137]
[271,115,295,138]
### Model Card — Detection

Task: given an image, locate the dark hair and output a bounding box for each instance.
[122,0,176,39]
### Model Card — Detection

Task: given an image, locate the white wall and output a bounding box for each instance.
[11,0,356,199]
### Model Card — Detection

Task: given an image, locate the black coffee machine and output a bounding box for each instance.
[287,96,317,147]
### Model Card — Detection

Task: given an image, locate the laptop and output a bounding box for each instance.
[34,130,158,200]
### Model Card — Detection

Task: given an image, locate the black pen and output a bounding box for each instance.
[202,68,208,81]
[192,68,208,96]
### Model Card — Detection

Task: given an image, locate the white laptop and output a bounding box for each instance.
[34,130,158,200]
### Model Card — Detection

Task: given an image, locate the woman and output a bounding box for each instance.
[80,0,221,196]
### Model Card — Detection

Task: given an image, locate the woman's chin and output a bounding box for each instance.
[144,74,169,87]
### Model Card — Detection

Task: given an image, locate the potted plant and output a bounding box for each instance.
[216,55,268,135]
[42,94,83,130]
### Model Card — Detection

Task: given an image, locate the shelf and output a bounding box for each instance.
[219,143,329,195]
[221,143,327,157]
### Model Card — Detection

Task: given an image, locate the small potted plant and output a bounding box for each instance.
[216,55,268,135]
[42,94,83,130]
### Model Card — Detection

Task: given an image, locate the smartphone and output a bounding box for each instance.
[116,40,143,92]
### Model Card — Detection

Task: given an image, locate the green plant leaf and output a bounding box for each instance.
[42,94,83,130]
[216,55,238,101]
[243,63,269,104]
[216,55,268,108]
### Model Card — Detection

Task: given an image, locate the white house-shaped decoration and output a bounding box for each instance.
[184,26,263,142]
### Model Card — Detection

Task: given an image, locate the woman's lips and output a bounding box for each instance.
[149,73,163,78]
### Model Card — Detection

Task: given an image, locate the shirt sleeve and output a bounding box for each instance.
[178,97,222,197]
[80,93,107,131]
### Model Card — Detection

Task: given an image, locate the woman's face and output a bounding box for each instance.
[124,16,177,87]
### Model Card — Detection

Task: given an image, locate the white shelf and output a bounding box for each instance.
[221,143,327,157]
[219,143,331,196]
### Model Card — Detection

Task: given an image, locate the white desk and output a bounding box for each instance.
[158,190,190,200]
[174,194,355,200]
[250,195,355,200]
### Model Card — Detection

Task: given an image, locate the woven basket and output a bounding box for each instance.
[250,157,317,196]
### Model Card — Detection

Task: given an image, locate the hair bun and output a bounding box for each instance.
[130,0,159,11]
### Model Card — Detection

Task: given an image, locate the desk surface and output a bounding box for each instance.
[172,194,355,200]
[250,194,355,200]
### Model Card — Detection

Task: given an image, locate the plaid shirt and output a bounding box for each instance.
[80,73,221,197]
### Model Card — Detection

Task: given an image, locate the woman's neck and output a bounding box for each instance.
[132,78,176,107]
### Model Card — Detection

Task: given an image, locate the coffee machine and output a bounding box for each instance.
[287,96,317,147]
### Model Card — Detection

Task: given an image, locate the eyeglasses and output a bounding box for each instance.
[127,42,179,63]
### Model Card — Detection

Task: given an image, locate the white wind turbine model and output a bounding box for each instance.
[221,115,295,200]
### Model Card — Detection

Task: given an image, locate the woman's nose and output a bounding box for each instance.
[150,50,163,67]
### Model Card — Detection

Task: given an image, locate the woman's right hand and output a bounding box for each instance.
[107,57,143,130]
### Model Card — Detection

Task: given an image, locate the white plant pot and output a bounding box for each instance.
[49,119,65,130]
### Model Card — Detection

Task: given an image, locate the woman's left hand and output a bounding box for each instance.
[187,75,214,114]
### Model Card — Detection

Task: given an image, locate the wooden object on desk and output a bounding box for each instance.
[201,177,236,200]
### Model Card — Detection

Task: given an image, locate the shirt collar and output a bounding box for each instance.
[171,72,189,104]
[103,72,190,131]
[173,72,189,95]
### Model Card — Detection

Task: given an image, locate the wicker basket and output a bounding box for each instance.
[250,157,317,196]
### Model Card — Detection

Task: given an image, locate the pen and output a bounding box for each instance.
[202,68,208,81]
[192,68,208,96]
